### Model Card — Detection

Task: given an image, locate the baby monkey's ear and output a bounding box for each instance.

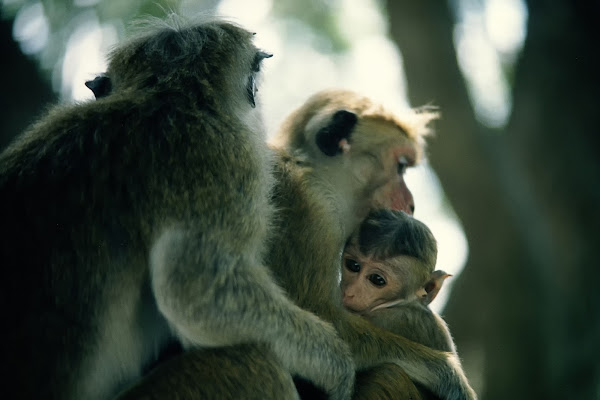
[421,270,452,306]
[85,74,112,99]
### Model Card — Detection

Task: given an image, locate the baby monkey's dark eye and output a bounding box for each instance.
[368,274,386,287]
[345,258,361,273]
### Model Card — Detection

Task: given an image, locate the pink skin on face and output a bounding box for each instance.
[386,178,414,215]
[340,254,401,314]
[372,146,416,215]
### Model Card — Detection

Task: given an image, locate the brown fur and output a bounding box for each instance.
[109,89,471,399]
[343,210,456,354]
[354,363,424,400]
[111,89,472,400]
[264,90,475,399]
[116,345,298,400]
[0,17,355,400]
[367,303,456,353]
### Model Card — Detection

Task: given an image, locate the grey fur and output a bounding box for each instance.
[0,17,353,400]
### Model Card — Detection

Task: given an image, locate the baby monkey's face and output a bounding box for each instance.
[340,246,408,314]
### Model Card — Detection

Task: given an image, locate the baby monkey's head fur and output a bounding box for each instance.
[355,209,438,296]
[357,209,437,267]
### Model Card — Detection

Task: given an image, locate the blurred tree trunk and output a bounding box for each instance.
[0,16,55,150]
[506,1,600,398]
[386,1,599,399]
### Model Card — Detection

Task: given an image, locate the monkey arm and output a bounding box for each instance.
[268,156,475,400]
[268,218,474,400]
[327,308,475,400]
[149,228,354,400]
[266,93,478,400]
[367,305,456,353]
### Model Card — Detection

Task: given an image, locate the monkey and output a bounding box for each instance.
[0,16,357,400]
[111,89,473,400]
[100,85,472,399]
[264,89,477,400]
[87,88,475,400]
[298,207,452,400]
[341,209,457,354]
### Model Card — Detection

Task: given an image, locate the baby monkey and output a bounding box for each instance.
[341,209,456,353]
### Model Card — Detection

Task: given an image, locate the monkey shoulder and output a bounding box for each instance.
[270,147,330,222]
[267,147,343,300]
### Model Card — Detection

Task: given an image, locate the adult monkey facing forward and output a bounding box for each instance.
[0,17,355,400]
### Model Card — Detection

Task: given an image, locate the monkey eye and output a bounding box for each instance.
[368,274,387,287]
[247,51,272,108]
[247,75,257,108]
[345,258,361,273]
[397,156,409,175]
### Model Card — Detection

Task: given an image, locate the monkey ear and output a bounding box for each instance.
[85,75,112,99]
[421,270,452,306]
[315,110,358,157]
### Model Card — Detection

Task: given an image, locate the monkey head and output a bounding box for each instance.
[271,89,438,219]
[341,234,434,313]
[341,247,451,314]
[85,17,272,116]
[341,209,440,313]
[341,246,414,314]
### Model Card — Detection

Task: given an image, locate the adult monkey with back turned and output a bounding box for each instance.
[0,16,354,400]
[118,90,476,400]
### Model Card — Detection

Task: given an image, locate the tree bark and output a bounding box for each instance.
[505,1,600,398]
[386,1,599,398]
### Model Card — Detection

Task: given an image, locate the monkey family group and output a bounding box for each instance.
[0,15,476,400]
